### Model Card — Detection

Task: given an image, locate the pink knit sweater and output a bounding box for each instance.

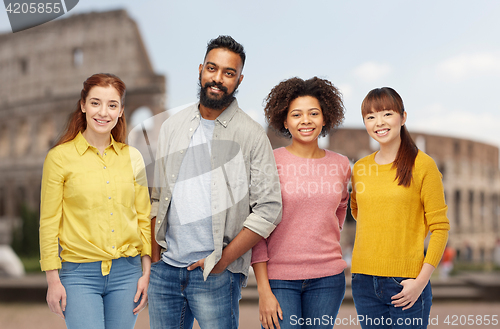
[251,147,350,280]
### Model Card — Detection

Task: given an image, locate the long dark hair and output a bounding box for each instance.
[54,73,127,147]
[361,87,418,187]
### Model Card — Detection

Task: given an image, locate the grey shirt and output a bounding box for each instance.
[151,100,282,280]
[162,117,215,267]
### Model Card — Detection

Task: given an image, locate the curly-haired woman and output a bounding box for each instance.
[252,77,350,329]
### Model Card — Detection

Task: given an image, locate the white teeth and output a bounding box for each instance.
[96,119,107,124]
[301,129,313,132]
[211,87,220,90]
[376,129,389,134]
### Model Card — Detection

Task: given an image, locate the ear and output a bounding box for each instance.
[119,106,124,118]
[199,64,203,75]
[80,100,86,113]
[284,121,288,130]
[401,111,407,126]
[238,74,244,85]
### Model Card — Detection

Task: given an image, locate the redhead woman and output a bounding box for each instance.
[39,73,151,329]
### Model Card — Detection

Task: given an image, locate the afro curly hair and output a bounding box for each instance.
[264,77,345,138]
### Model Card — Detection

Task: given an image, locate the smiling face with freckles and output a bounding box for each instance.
[81,85,124,143]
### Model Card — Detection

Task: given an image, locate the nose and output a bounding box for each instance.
[375,114,384,126]
[213,70,224,84]
[301,114,312,124]
[97,105,108,117]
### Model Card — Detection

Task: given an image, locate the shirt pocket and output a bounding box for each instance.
[64,175,104,210]
[115,175,135,208]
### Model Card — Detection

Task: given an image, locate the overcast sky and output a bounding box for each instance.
[2,0,500,147]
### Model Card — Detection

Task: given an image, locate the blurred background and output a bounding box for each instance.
[0,1,499,328]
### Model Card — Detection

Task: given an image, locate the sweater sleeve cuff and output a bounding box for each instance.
[251,238,269,264]
[424,229,449,267]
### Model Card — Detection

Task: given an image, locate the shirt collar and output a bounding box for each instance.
[74,131,121,156]
[192,99,239,128]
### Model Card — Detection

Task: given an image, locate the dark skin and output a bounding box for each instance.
[150,218,262,273]
[150,48,262,273]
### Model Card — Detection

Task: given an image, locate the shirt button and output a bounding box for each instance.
[112,246,115,249]
[196,114,199,118]
[110,213,113,215]
[223,121,226,125]
[180,150,183,154]
[106,181,110,184]
[111,230,114,232]
[157,220,161,224]
[165,197,169,201]
[104,166,106,169]
[189,128,193,132]
[104,153,107,155]
[172,174,175,178]
[108,196,111,200]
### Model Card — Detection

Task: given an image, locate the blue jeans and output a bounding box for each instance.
[148,261,244,329]
[59,256,142,329]
[269,271,346,329]
[351,274,432,329]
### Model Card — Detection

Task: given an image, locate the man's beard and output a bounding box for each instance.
[198,78,239,111]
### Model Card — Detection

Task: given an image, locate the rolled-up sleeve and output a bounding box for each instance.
[244,133,282,238]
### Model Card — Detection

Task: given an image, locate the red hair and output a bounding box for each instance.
[361,87,418,187]
[54,73,127,147]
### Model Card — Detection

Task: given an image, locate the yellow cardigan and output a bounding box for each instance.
[350,150,450,278]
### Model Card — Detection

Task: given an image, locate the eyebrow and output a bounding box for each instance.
[89,97,119,103]
[290,108,320,112]
[206,61,237,73]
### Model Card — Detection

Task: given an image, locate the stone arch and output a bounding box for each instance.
[36,118,56,155]
[0,187,5,217]
[15,120,31,157]
[0,124,9,158]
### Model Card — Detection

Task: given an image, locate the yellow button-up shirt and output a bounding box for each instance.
[39,132,151,275]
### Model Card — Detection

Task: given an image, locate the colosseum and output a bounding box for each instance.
[269,128,500,265]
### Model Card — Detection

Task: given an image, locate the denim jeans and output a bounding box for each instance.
[148,261,244,329]
[59,256,142,329]
[269,271,346,329]
[351,274,432,329]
